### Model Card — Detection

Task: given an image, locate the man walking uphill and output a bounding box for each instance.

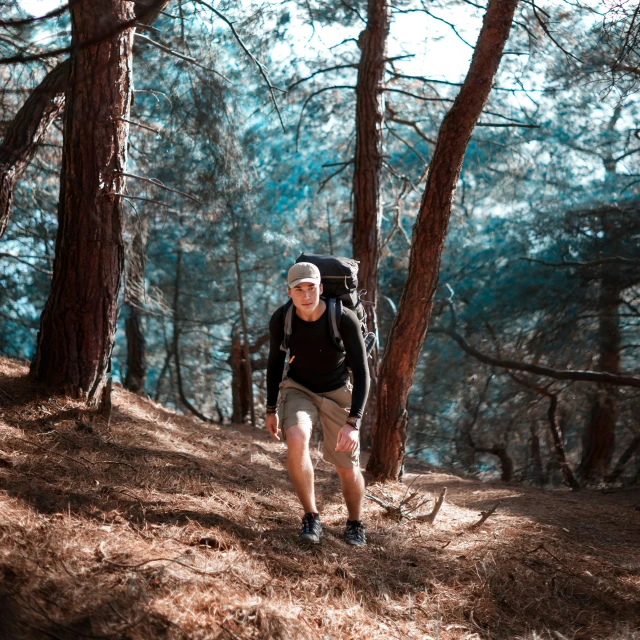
[265,261,370,546]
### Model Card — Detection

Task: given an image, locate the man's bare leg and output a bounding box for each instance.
[335,466,364,521]
[285,423,317,514]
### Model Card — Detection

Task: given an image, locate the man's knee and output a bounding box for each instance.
[285,423,312,450]
[335,465,361,484]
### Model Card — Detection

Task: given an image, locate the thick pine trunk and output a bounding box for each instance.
[352,0,389,447]
[367,0,518,480]
[124,217,149,394]
[30,0,136,401]
[579,273,621,481]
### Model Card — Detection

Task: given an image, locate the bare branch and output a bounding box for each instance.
[521,255,640,267]
[527,0,581,63]
[117,172,203,205]
[419,5,475,49]
[295,85,354,150]
[387,70,556,93]
[0,252,52,275]
[0,3,69,28]
[476,121,540,128]
[287,64,358,92]
[383,87,453,103]
[193,0,285,130]
[120,117,162,134]
[123,195,182,215]
[429,325,640,389]
[135,33,231,83]
[385,123,428,164]
[318,160,353,193]
[386,111,437,145]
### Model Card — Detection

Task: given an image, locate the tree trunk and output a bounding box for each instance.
[529,425,544,486]
[352,0,389,447]
[0,1,171,238]
[172,245,215,423]
[30,0,136,402]
[231,324,251,423]
[579,272,621,481]
[124,216,149,394]
[547,394,581,490]
[231,217,255,428]
[476,444,513,482]
[367,0,519,480]
[0,62,69,237]
[606,435,640,483]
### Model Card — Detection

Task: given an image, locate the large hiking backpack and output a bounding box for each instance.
[280,253,376,358]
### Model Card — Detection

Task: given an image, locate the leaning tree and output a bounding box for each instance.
[367,0,520,480]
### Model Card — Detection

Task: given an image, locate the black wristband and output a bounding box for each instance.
[266,404,277,414]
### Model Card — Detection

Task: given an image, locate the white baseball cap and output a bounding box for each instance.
[288,262,321,288]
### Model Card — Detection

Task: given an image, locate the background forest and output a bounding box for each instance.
[1,0,639,489]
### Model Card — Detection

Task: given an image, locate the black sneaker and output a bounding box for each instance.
[299,513,322,544]
[344,520,366,547]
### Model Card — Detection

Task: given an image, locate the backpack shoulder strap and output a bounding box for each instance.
[280,301,294,352]
[328,298,344,351]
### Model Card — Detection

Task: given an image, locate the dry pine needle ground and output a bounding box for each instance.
[0,357,639,640]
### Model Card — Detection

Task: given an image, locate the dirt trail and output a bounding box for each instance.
[0,357,638,640]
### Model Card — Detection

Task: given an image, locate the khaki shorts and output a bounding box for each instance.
[277,378,359,470]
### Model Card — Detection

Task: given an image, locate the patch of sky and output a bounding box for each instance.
[19,0,64,15]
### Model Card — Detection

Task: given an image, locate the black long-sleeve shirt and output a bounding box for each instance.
[266,302,370,418]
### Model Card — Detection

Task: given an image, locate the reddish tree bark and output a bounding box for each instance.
[367,0,519,480]
[124,216,149,394]
[231,324,251,423]
[230,326,269,423]
[352,0,389,446]
[30,0,136,401]
[0,62,69,237]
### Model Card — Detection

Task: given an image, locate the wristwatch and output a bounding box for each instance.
[345,416,361,430]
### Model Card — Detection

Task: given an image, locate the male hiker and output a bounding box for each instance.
[265,261,370,546]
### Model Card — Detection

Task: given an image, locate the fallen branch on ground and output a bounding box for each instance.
[366,482,447,523]
[469,502,500,529]
[414,488,447,523]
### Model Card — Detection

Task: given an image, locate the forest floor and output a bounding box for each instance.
[0,356,639,640]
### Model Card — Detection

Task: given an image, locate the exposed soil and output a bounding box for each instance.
[0,356,639,640]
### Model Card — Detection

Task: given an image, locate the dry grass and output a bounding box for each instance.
[0,356,639,640]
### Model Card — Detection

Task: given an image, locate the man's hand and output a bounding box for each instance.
[335,423,359,453]
[265,413,281,441]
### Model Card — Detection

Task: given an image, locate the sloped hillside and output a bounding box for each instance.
[0,357,639,640]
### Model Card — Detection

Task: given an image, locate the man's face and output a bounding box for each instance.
[288,281,323,313]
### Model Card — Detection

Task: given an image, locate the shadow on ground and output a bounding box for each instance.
[1,358,639,640]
